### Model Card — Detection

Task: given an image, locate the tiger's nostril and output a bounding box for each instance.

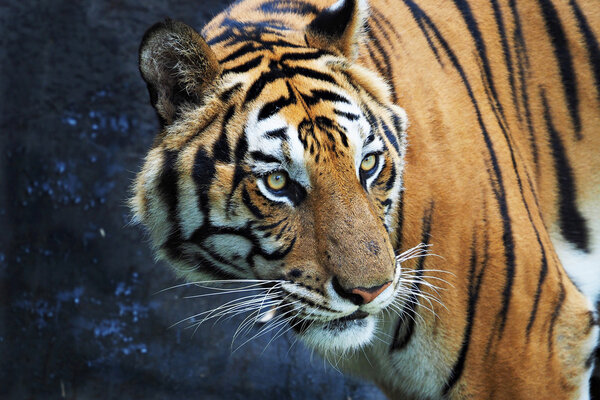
[332,277,364,305]
[331,277,392,305]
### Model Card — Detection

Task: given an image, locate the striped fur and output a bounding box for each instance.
[132,0,600,398]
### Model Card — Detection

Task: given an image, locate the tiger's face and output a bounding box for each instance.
[133,4,407,353]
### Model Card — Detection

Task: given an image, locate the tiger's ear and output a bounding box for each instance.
[305,0,369,60]
[139,20,221,126]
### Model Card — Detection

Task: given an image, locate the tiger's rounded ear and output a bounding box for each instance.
[139,20,221,126]
[305,0,369,61]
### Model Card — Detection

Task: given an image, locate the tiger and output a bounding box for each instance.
[130,0,600,398]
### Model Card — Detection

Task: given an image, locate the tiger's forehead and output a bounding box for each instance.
[242,75,376,186]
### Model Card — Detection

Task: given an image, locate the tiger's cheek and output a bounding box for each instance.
[277,212,329,288]
[206,164,237,223]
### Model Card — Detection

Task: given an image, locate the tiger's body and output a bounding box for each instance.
[131,0,600,398]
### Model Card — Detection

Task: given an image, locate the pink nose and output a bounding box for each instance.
[350,281,392,304]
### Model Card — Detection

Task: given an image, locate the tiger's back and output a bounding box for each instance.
[132,0,600,398]
[357,1,600,397]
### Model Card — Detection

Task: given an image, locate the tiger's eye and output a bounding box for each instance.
[266,171,288,191]
[361,154,377,171]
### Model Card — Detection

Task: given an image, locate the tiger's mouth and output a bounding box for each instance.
[291,309,370,335]
[331,310,370,324]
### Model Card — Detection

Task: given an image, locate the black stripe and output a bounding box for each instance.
[297,119,314,150]
[492,178,515,336]
[366,26,398,102]
[189,252,241,280]
[364,38,389,93]
[315,116,348,147]
[264,127,288,140]
[193,147,216,217]
[391,113,406,154]
[213,106,235,163]
[227,135,248,214]
[538,0,581,138]
[279,50,326,62]
[548,280,566,352]
[242,187,265,219]
[287,67,337,84]
[264,236,296,260]
[224,55,263,74]
[370,9,398,52]
[390,202,434,352]
[452,0,507,125]
[569,0,600,103]
[334,109,359,121]
[525,225,548,338]
[443,226,486,395]
[275,222,289,241]
[254,218,286,231]
[508,5,539,169]
[158,150,184,258]
[372,8,402,46]
[219,43,257,64]
[541,90,589,252]
[406,4,442,64]
[314,116,336,129]
[206,30,234,46]
[395,191,405,250]
[490,0,518,121]
[198,243,249,276]
[219,83,243,103]
[245,69,287,104]
[305,89,350,106]
[380,117,400,153]
[256,39,306,50]
[380,199,392,207]
[339,131,349,148]
[258,94,296,121]
[249,151,281,164]
[384,163,397,191]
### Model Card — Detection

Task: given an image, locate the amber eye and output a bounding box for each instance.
[361,154,377,172]
[266,171,288,191]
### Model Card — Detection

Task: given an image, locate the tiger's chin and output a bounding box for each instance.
[293,312,378,354]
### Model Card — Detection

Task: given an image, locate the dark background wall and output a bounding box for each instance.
[0,1,385,399]
[0,1,597,399]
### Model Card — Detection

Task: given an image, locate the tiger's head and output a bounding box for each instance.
[131,0,408,353]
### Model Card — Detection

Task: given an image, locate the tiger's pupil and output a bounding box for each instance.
[267,171,287,191]
[361,154,376,171]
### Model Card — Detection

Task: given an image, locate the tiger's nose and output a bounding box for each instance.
[332,277,392,305]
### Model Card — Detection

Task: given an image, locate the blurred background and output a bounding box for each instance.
[0,1,597,399]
